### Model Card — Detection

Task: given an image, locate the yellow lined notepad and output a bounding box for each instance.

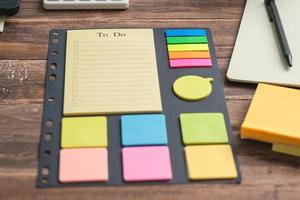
[64,29,162,116]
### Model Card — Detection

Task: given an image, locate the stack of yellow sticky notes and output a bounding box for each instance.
[241,83,300,157]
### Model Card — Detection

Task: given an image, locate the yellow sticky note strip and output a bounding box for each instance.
[167,44,209,52]
[61,116,107,148]
[184,145,238,180]
[64,29,162,116]
[241,83,300,147]
[272,143,300,157]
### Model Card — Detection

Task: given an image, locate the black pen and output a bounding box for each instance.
[265,0,293,67]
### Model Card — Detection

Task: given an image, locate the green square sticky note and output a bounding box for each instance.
[61,116,107,148]
[180,113,228,145]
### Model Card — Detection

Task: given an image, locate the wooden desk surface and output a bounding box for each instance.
[0,0,299,199]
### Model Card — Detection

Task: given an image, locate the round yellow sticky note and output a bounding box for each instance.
[173,75,213,101]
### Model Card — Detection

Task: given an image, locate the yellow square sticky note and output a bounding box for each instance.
[61,116,107,148]
[241,83,300,147]
[64,29,162,116]
[184,145,237,180]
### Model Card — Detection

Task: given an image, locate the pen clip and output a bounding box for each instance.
[265,0,274,21]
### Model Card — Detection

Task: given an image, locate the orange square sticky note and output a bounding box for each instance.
[241,83,300,147]
[59,148,108,183]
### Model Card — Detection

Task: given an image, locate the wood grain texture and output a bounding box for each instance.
[0,0,300,199]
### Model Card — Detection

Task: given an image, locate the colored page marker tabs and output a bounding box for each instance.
[173,75,213,101]
[165,29,206,37]
[170,59,212,68]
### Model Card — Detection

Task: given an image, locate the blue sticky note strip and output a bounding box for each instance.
[165,29,206,37]
[121,114,168,146]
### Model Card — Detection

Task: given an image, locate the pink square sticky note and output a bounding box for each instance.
[59,148,108,183]
[122,146,172,182]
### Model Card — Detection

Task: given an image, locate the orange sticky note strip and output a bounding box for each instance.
[168,51,210,59]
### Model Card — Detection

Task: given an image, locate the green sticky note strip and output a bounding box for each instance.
[272,143,300,157]
[180,113,229,145]
[166,36,208,44]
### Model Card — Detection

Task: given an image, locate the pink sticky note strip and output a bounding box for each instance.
[59,148,108,183]
[122,146,173,182]
[170,59,212,68]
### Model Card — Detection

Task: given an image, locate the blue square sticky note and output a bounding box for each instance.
[121,114,168,146]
